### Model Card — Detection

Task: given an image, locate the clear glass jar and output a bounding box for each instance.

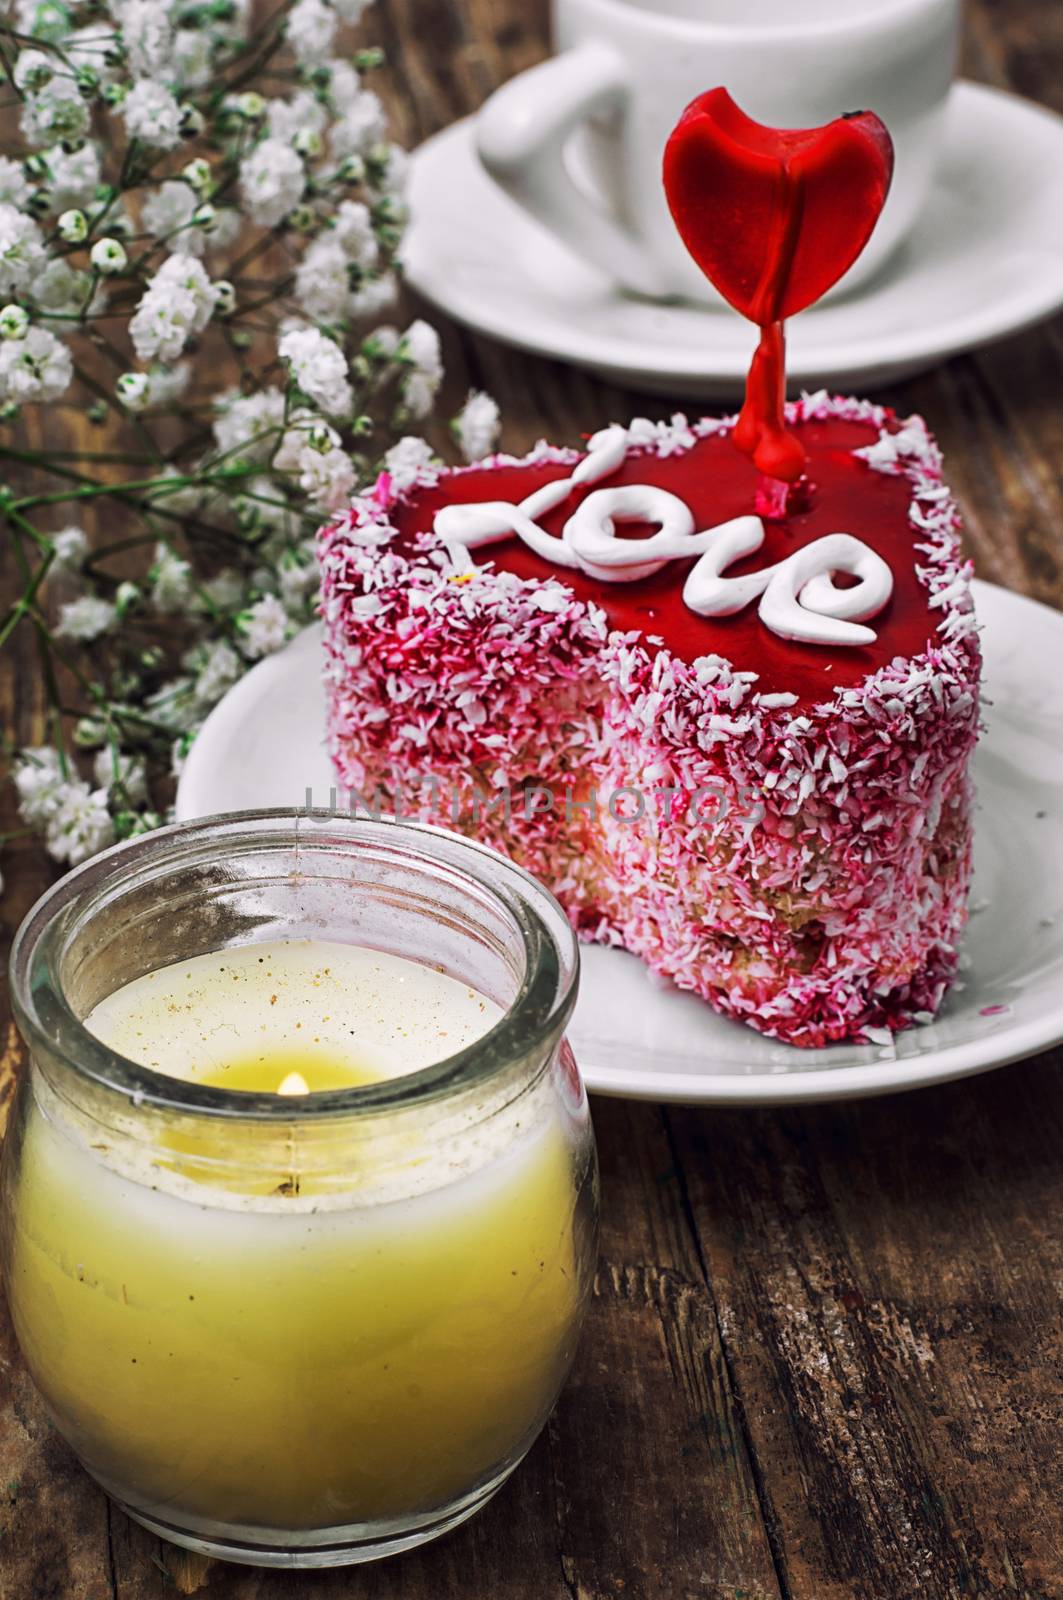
[2,810,597,1568]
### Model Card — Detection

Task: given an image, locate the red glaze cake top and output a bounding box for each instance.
[320,395,978,726]
[386,412,938,705]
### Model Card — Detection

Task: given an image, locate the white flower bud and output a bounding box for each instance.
[307,422,335,453]
[181,158,213,193]
[117,371,150,408]
[336,155,365,184]
[90,237,127,274]
[0,304,29,341]
[192,201,216,233]
[237,92,266,120]
[293,128,322,159]
[58,208,88,243]
[212,279,236,315]
[74,716,108,747]
[179,106,206,139]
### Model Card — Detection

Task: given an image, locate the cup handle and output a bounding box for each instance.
[475,44,670,298]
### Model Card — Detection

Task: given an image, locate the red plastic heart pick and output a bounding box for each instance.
[663,89,893,489]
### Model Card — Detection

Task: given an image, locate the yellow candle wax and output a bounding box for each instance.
[3,939,593,1535]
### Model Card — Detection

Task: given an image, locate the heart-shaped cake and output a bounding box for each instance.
[319,395,980,1047]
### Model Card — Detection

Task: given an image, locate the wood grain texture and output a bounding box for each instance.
[1,0,1062,1595]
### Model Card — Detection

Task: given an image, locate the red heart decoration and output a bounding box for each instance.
[663,88,894,324]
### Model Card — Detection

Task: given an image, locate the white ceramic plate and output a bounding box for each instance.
[176,581,1063,1104]
[402,83,1063,398]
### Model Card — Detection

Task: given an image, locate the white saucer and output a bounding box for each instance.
[176,581,1063,1106]
[402,83,1063,398]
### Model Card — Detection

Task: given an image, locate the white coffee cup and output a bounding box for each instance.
[476,0,960,303]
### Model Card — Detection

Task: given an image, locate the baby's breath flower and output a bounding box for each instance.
[181,157,213,193]
[117,370,150,408]
[205,207,241,251]
[378,143,409,196]
[400,318,443,418]
[150,541,194,612]
[14,49,55,94]
[129,253,218,362]
[240,594,290,658]
[454,390,501,462]
[178,104,206,139]
[51,525,88,572]
[93,748,148,803]
[33,258,104,316]
[279,325,353,417]
[143,362,191,406]
[0,158,32,210]
[172,26,213,89]
[44,780,115,865]
[44,142,102,210]
[64,22,119,81]
[0,326,72,402]
[327,58,363,108]
[273,410,338,472]
[287,0,338,65]
[364,321,400,357]
[239,137,305,227]
[0,204,45,296]
[384,434,435,489]
[265,90,326,149]
[120,79,183,148]
[349,269,397,319]
[0,305,29,341]
[332,197,378,266]
[278,548,320,612]
[141,181,202,253]
[120,0,174,78]
[190,639,241,709]
[294,235,349,319]
[296,442,355,511]
[21,76,92,146]
[14,747,65,827]
[90,236,128,274]
[55,594,117,642]
[212,386,286,461]
[58,208,88,243]
[3,1,447,867]
[293,127,323,159]
[330,88,387,161]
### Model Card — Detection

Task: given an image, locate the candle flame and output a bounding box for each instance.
[277,1071,310,1096]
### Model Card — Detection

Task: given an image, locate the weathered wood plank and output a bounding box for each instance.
[668,1055,1063,1600]
[3,0,1063,1595]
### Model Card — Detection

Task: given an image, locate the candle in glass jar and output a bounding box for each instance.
[4,937,587,1537]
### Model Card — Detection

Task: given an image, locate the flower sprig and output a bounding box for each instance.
[0,0,500,875]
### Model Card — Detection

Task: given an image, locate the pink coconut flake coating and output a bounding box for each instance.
[318,393,981,1049]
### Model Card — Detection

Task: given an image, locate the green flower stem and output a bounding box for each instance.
[13,467,253,513]
[30,614,70,770]
[0,446,160,468]
[1,513,54,644]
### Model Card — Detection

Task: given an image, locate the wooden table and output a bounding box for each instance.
[2,0,1062,1594]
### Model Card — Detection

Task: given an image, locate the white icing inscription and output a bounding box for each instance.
[433,425,894,648]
